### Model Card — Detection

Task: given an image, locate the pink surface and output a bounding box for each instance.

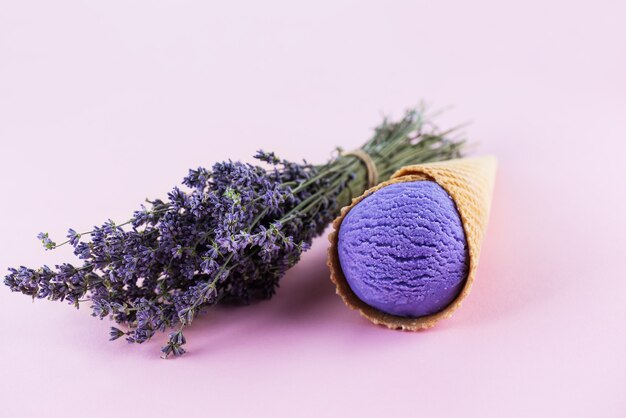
[1,1,625,417]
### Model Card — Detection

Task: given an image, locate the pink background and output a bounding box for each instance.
[1,1,625,417]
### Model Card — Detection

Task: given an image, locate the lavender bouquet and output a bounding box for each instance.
[4,109,464,357]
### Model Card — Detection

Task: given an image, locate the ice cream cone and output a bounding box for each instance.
[327,156,497,330]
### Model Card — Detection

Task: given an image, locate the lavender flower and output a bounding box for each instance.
[109,327,125,341]
[161,330,186,358]
[37,232,56,250]
[4,109,465,357]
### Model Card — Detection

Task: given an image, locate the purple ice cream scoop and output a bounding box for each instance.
[337,181,468,318]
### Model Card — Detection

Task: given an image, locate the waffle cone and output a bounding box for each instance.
[327,156,497,330]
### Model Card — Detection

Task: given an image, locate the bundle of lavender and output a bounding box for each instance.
[4,109,464,357]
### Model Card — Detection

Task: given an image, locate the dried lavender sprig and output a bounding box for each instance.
[4,108,465,357]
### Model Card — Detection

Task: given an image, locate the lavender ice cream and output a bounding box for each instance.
[337,181,468,317]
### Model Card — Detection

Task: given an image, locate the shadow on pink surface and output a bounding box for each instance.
[449,165,560,330]
[178,242,378,357]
